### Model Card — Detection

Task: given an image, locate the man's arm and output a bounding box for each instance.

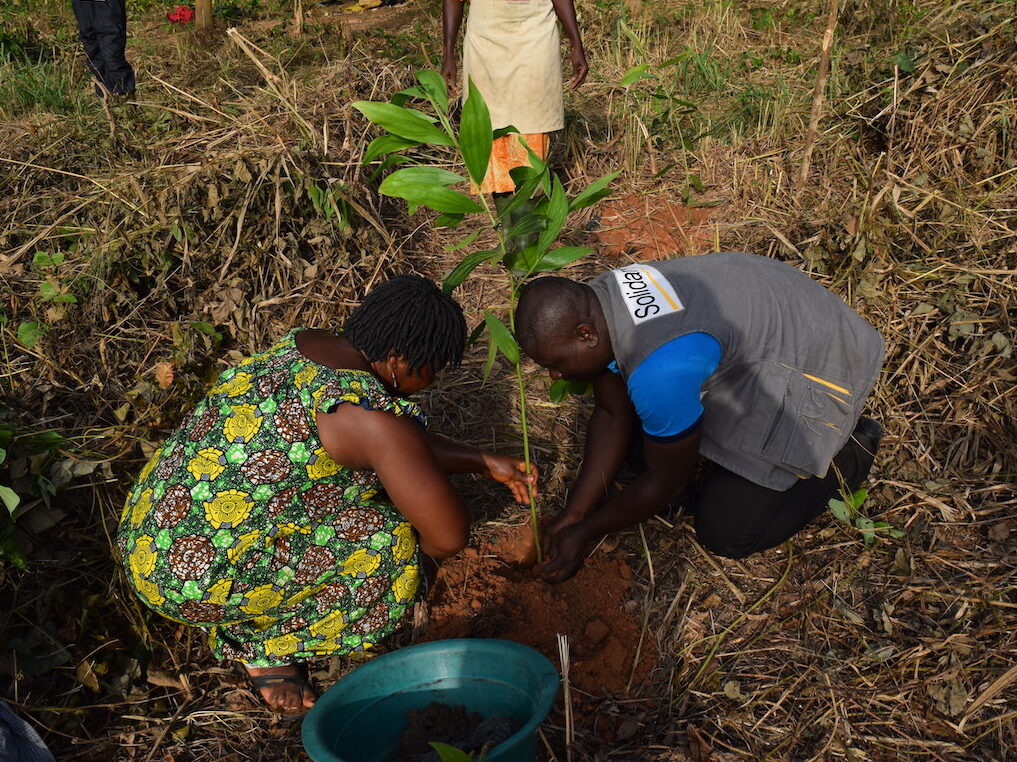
[549,0,588,89]
[551,371,636,530]
[542,427,701,581]
[584,429,701,536]
[441,0,465,93]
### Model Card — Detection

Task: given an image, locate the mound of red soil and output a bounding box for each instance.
[594,195,714,260]
[421,525,657,699]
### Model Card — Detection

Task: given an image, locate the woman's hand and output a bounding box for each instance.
[569,45,589,90]
[482,454,539,504]
[441,58,458,96]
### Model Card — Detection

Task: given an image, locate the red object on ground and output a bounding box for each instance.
[167,5,194,23]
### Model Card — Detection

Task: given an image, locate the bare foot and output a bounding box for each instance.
[242,663,317,714]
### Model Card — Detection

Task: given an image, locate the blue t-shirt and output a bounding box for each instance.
[609,332,722,442]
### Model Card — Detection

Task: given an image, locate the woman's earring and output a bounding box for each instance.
[391,371,398,390]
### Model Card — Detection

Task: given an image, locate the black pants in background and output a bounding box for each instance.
[627,423,879,559]
[71,0,136,96]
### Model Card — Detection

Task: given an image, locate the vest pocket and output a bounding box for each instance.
[741,363,854,478]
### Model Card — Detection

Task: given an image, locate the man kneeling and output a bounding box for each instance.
[516,252,885,581]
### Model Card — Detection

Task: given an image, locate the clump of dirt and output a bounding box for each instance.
[422,525,657,699]
[388,702,521,762]
[593,194,715,260]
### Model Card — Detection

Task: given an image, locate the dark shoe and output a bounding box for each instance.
[241,662,316,715]
[852,416,884,459]
[833,416,883,494]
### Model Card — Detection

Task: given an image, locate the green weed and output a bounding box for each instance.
[828,489,904,548]
[0,53,82,119]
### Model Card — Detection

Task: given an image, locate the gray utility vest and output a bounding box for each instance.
[588,252,885,490]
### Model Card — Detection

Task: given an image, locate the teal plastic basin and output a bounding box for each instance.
[302,639,559,762]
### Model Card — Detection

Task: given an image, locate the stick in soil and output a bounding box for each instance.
[798,0,840,192]
[557,634,574,762]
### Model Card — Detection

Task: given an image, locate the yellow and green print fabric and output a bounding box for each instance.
[117,330,424,666]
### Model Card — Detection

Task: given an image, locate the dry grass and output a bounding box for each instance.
[1,0,1015,760]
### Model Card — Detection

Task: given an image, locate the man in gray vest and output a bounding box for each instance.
[516,252,885,582]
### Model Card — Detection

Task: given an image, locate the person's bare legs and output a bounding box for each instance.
[242,663,317,714]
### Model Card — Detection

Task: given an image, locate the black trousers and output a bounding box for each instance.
[71,0,136,96]
[628,426,878,559]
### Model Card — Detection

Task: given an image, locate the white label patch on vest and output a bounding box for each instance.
[612,264,684,324]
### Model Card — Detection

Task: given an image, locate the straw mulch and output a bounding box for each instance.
[0,0,1014,760]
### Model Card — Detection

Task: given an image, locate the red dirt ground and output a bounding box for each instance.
[595,194,715,260]
[421,525,657,704]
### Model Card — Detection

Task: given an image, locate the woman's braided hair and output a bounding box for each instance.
[344,274,466,375]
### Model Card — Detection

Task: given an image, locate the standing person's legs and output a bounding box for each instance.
[692,418,883,558]
[71,0,107,91]
[91,0,136,95]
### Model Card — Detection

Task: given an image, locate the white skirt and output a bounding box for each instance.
[462,0,564,134]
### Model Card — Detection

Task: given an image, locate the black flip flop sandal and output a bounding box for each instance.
[242,663,313,716]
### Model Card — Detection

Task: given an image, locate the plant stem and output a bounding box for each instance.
[456,135,541,561]
[509,281,541,562]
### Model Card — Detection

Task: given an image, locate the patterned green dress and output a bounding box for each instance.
[117,330,423,666]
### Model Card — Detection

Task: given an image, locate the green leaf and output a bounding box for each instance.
[379,168,483,214]
[428,742,474,762]
[492,125,520,140]
[619,19,647,58]
[828,498,851,524]
[26,431,64,451]
[0,448,6,466]
[445,231,480,251]
[32,251,64,267]
[856,516,876,546]
[352,101,455,146]
[518,136,550,194]
[443,249,502,293]
[192,321,223,344]
[466,320,486,347]
[893,51,915,73]
[17,322,43,348]
[509,246,539,275]
[416,70,449,114]
[569,171,620,211]
[549,379,590,403]
[499,168,545,218]
[461,78,493,186]
[506,213,546,238]
[536,175,568,253]
[394,86,428,105]
[363,135,420,164]
[434,213,465,228]
[848,488,868,511]
[484,311,519,364]
[532,246,592,273]
[38,282,59,300]
[382,185,482,214]
[0,485,19,516]
[482,331,498,382]
[51,293,77,304]
[380,166,465,188]
[620,64,653,86]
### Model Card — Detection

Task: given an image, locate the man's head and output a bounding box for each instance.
[516,276,613,382]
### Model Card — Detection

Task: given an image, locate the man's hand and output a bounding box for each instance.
[569,45,589,90]
[540,520,592,583]
[483,454,538,504]
[441,60,458,96]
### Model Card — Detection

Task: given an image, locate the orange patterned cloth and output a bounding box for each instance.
[476,132,549,194]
